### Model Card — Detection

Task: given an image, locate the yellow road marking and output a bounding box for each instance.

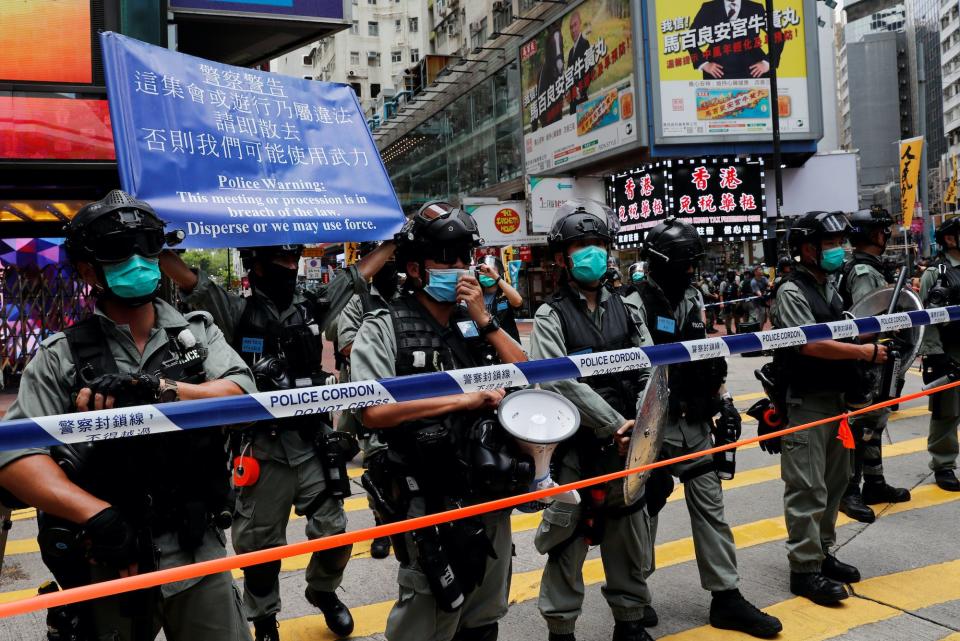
[276,484,960,640]
[939,634,960,641]
[2,432,937,560]
[661,558,960,640]
[733,391,766,402]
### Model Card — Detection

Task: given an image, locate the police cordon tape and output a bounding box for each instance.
[703,293,765,308]
[0,305,956,452]
[1,376,957,619]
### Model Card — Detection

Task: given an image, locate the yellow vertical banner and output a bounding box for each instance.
[946,155,958,207]
[899,136,923,228]
[344,242,359,266]
[500,246,514,284]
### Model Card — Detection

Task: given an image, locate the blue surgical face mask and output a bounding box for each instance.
[102,255,161,300]
[819,246,845,273]
[423,268,466,303]
[569,246,608,283]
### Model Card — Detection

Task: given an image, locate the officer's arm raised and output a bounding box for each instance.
[158,249,199,292]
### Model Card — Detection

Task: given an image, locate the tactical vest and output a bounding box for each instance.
[926,257,960,345]
[637,281,726,419]
[233,293,325,390]
[775,270,856,395]
[838,252,892,310]
[547,285,642,419]
[486,292,521,343]
[53,315,230,536]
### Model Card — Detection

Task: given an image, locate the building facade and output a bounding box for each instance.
[941,0,960,211]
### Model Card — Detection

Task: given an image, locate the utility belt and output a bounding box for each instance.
[668,396,719,422]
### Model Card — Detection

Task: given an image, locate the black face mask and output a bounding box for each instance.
[254,262,298,311]
[651,266,693,305]
[372,263,399,300]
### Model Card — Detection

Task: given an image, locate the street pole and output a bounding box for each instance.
[764,0,786,259]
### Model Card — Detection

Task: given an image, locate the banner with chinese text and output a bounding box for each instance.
[899,136,923,228]
[613,163,670,249]
[101,32,404,249]
[520,0,638,174]
[649,0,812,143]
[671,158,765,240]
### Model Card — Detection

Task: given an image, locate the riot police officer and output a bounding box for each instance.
[0,190,254,641]
[837,207,911,524]
[350,201,527,641]
[628,218,781,638]
[918,218,960,491]
[771,211,887,605]
[160,240,395,640]
[531,200,656,641]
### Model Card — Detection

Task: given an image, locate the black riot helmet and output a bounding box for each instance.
[935,217,960,250]
[640,217,706,268]
[787,211,851,258]
[848,206,894,248]
[395,201,481,267]
[64,190,182,265]
[547,200,616,253]
[240,244,305,311]
[239,245,305,271]
[777,255,795,273]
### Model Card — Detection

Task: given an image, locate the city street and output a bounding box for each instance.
[0,351,957,641]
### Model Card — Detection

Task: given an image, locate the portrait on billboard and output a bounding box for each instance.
[687,0,783,80]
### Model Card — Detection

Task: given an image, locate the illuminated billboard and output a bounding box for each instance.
[0,0,93,84]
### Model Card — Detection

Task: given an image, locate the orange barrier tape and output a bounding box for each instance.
[0,377,956,619]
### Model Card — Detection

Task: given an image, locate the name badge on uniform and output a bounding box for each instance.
[497,300,509,312]
[241,337,265,353]
[656,316,677,334]
[457,320,480,339]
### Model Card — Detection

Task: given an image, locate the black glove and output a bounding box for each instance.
[713,397,742,444]
[86,373,161,406]
[922,353,960,385]
[747,398,783,455]
[82,507,138,570]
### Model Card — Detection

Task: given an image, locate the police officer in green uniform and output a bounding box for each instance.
[350,201,527,641]
[530,201,656,641]
[629,219,781,638]
[160,240,395,640]
[918,218,960,491]
[771,211,887,604]
[0,190,254,641]
[336,255,401,560]
[837,207,912,524]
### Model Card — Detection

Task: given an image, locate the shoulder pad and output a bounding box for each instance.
[534,302,558,319]
[184,310,215,327]
[364,307,391,319]
[38,331,68,349]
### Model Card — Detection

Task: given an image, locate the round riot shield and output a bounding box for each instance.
[848,285,925,369]
[624,366,669,506]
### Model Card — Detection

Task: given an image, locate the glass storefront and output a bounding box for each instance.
[384,62,522,210]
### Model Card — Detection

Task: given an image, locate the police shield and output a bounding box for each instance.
[624,366,669,506]
[848,285,925,369]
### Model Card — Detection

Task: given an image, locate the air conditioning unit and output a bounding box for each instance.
[348,70,358,77]
[447,21,460,36]
[492,0,506,11]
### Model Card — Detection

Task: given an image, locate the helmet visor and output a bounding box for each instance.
[550,199,620,236]
[820,212,851,234]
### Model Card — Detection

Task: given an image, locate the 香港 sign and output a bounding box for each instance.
[100,32,404,249]
[613,162,670,249]
[647,0,821,145]
[520,0,640,174]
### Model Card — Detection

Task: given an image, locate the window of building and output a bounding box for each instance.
[368,51,381,66]
[395,18,402,30]
[368,21,379,36]
[350,51,360,65]
[470,17,488,48]
[492,1,513,33]
[350,20,359,34]
[411,48,420,62]
[392,50,403,63]
[303,75,313,81]
[367,0,376,4]
[350,82,362,97]
[302,54,313,66]
[371,83,381,98]
[409,17,419,31]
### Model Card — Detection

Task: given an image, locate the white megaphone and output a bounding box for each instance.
[498,389,581,505]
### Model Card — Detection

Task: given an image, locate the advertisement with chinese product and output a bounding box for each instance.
[101,32,404,249]
[613,163,670,249]
[520,0,639,174]
[648,0,819,144]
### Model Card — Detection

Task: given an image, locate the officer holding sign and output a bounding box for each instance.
[0,191,254,641]
[160,240,395,640]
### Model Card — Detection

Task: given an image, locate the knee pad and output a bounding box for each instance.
[244,560,281,597]
[313,531,352,575]
[456,622,498,641]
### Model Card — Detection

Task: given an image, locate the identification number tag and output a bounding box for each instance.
[241,337,265,353]
[457,320,480,339]
[656,316,677,334]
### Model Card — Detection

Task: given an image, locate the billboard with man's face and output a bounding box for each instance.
[520,0,640,174]
[647,0,821,145]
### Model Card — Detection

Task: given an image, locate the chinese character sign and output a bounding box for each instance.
[520,0,638,174]
[100,32,404,249]
[649,0,813,143]
[613,166,669,247]
[899,136,923,227]
[671,158,765,240]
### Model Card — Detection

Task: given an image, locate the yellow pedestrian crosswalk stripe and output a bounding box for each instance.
[275,484,960,640]
[660,558,960,640]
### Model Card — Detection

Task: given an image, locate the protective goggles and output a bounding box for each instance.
[817,212,852,234]
[87,228,167,263]
[424,244,473,266]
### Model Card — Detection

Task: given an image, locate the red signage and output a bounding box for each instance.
[0,96,115,161]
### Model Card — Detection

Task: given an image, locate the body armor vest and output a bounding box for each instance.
[54,315,229,535]
[547,285,642,419]
[926,258,960,345]
[838,252,893,310]
[775,270,856,395]
[637,281,726,419]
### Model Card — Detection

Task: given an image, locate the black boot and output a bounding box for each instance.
[790,572,848,605]
[709,589,783,639]
[861,479,911,504]
[612,620,654,641]
[253,615,280,641]
[640,605,658,628]
[548,634,576,641]
[304,587,355,638]
[822,555,860,584]
[935,469,960,492]
[839,490,875,523]
[370,535,392,559]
